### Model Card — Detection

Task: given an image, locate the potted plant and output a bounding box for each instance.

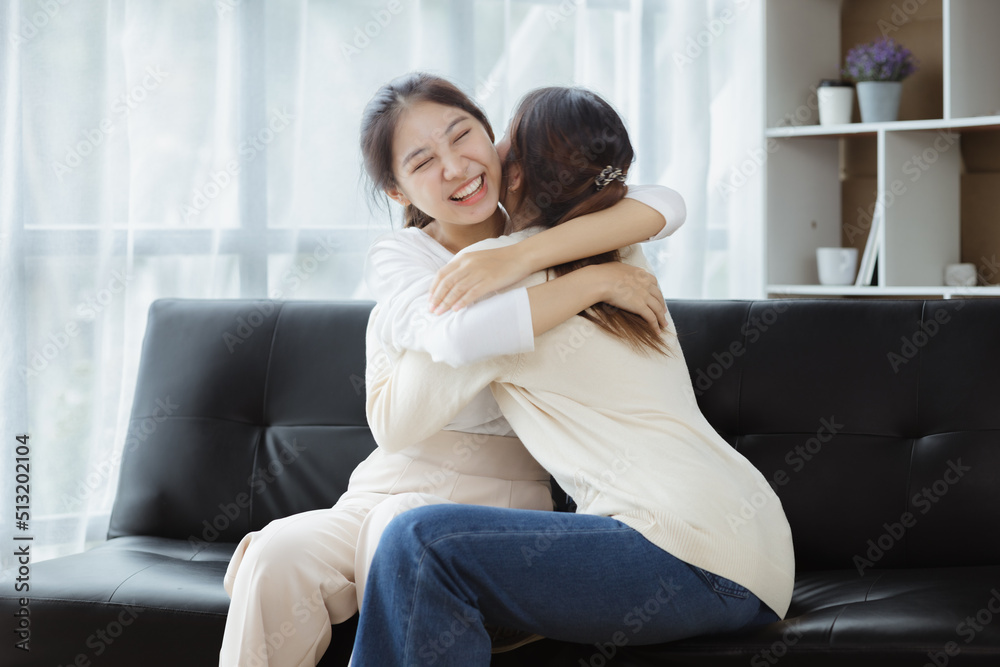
[842,37,918,123]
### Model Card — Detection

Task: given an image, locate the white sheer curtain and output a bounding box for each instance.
[0,0,763,566]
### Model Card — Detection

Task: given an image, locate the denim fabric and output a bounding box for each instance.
[352,505,777,666]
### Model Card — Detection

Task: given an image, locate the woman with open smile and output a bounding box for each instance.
[218,72,684,667]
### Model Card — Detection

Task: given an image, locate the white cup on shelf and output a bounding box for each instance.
[816,247,859,285]
[817,80,854,125]
[944,263,977,287]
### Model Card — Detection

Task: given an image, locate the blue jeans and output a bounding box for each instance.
[351,505,778,666]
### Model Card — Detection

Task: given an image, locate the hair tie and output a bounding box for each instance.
[595,166,626,191]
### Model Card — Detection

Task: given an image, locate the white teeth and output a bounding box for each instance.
[451,176,484,201]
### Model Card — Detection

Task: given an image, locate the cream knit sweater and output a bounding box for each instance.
[365,234,796,618]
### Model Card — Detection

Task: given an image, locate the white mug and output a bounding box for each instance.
[816,247,858,285]
[817,82,854,126]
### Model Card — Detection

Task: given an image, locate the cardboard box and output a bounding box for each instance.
[842,176,879,253]
[842,135,878,178]
[961,173,1000,285]
[961,131,1000,173]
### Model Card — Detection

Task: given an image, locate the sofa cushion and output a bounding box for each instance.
[667,298,1000,573]
[0,535,358,666]
[107,300,379,544]
[497,567,1000,666]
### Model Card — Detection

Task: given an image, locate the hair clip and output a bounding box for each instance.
[595,166,626,191]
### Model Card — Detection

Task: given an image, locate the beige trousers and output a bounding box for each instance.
[218,431,552,667]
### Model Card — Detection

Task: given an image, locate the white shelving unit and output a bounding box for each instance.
[763,0,1000,298]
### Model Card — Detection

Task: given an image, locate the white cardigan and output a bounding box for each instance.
[363,185,686,436]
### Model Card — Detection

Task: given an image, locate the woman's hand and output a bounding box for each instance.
[429,245,532,314]
[592,263,667,331]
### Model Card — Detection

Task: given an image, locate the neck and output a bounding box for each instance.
[426,207,507,254]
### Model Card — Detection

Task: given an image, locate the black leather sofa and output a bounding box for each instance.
[3,297,1000,666]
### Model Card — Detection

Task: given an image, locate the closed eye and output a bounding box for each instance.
[454,130,470,142]
[413,158,432,172]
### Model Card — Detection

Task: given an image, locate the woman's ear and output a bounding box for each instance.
[506,163,523,193]
[386,188,411,207]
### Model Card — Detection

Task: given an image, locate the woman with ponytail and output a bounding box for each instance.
[351,86,794,666]
[220,73,685,666]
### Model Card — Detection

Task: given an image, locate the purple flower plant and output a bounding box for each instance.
[842,37,918,82]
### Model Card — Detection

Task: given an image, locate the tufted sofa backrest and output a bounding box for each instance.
[666,298,1000,572]
[109,298,1000,572]
[108,299,378,544]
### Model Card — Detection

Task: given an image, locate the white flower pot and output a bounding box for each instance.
[856,81,903,123]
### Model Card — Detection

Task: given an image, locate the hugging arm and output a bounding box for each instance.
[363,326,505,451]
[365,243,661,452]
[430,184,685,311]
[366,232,664,368]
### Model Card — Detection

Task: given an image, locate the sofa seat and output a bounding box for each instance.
[14,535,360,666]
[20,540,1000,667]
[500,567,1000,666]
[672,566,1000,666]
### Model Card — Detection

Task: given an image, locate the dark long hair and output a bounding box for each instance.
[359,72,495,229]
[504,87,668,356]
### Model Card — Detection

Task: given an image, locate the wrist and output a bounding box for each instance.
[579,265,610,305]
[517,235,549,275]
